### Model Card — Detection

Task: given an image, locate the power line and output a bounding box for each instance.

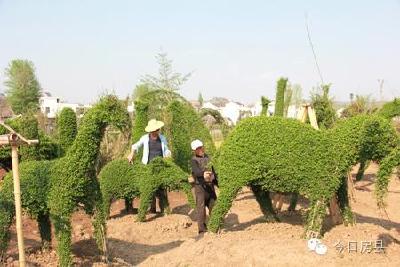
[305,13,324,85]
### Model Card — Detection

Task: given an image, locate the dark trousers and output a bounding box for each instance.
[150,188,168,213]
[195,184,216,233]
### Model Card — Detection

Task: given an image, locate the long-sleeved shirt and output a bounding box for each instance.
[132,134,171,164]
[191,154,211,185]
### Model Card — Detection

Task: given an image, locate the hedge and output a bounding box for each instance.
[0,95,130,266]
[208,114,398,236]
[377,98,400,119]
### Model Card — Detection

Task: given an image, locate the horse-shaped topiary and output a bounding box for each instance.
[0,95,130,266]
[208,115,398,237]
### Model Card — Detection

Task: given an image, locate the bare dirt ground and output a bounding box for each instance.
[4,163,400,266]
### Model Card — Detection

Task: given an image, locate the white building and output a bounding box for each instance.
[39,92,91,119]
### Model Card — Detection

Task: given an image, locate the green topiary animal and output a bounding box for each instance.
[0,95,130,266]
[208,115,397,236]
[97,158,194,225]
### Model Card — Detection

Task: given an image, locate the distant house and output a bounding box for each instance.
[39,92,92,119]
[0,94,13,120]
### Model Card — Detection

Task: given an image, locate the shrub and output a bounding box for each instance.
[377,98,400,119]
[57,107,77,155]
[311,84,336,129]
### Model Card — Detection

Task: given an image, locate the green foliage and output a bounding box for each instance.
[260,96,271,116]
[283,85,293,117]
[133,90,214,171]
[274,78,288,117]
[208,116,336,234]
[342,95,375,118]
[131,100,149,144]
[198,92,204,106]
[132,83,152,101]
[378,98,400,119]
[57,107,77,155]
[311,84,336,129]
[167,100,215,172]
[4,59,42,114]
[98,158,194,223]
[376,146,400,208]
[0,95,130,266]
[140,52,191,92]
[208,114,398,235]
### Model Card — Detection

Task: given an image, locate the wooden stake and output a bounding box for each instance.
[11,144,26,267]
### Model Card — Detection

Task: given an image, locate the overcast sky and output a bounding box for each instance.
[0,0,399,104]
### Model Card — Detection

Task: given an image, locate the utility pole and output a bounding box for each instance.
[378,79,384,102]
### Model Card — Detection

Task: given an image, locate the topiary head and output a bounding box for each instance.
[359,116,398,162]
[94,95,131,132]
[148,157,189,190]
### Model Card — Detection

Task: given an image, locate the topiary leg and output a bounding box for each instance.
[159,189,171,215]
[208,183,242,233]
[51,214,72,267]
[92,204,108,262]
[37,213,52,250]
[124,198,133,213]
[304,199,327,238]
[0,197,14,261]
[250,184,279,222]
[337,176,355,226]
[137,187,158,222]
[288,193,299,212]
[356,159,369,181]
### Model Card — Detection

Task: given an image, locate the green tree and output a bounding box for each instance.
[291,84,303,109]
[132,83,151,101]
[198,92,204,106]
[311,84,336,129]
[283,84,293,117]
[260,96,271,116]
[140,52,191,92]
[274,77,288,117]
[342,95,375,118]
[4,59,42,114]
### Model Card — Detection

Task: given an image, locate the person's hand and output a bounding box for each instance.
[165,150,172,158]
[127,153,135,164]
[204,171,213,182]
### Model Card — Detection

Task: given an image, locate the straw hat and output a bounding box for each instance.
[145,119,165,133]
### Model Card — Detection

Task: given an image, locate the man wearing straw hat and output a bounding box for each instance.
[127,119,171,213]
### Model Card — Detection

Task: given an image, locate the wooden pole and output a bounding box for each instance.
[11,143,26,267]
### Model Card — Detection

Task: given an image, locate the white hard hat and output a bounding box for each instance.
[191,139,204,150]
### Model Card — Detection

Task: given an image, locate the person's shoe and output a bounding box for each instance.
[149,208,157,214]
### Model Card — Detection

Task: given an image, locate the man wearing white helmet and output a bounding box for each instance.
[190,139,217,234]
[127,119,172,213]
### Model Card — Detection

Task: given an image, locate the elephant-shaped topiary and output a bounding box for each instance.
[96,157,194,226]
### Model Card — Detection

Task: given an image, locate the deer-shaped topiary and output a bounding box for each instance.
[0,95,130,266]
